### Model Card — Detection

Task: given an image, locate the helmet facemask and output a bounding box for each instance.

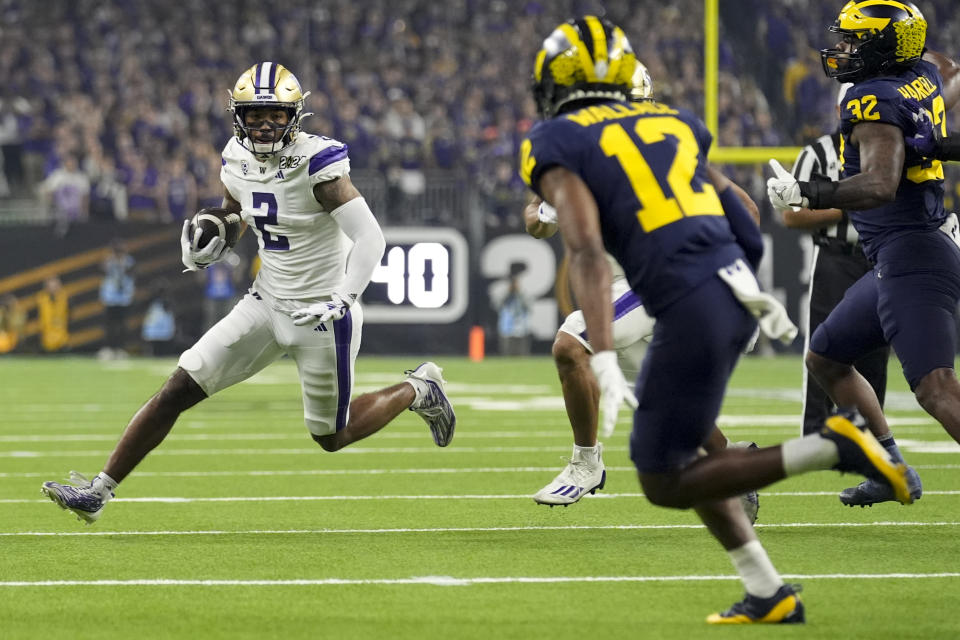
[821,29,883,82]
[231,103,301,159]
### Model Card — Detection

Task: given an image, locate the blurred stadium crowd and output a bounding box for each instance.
[0,0,959,229]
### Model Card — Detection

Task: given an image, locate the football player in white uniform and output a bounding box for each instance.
[527,63,760,519]
[41,62,456,524]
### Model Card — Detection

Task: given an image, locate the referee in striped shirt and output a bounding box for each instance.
[782,83,890,436]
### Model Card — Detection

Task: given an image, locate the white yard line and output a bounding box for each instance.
[3,466,627,478]
[6,463,960,479]
[0,572,957,587]
[2,521,959,538]
[0,445,601,457]
[7,490,960,505]
[0,420,947,442]
[3,437,958,458]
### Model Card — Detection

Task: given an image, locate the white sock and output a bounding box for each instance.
[405,379,426,408]
[728,540,783,598]
[92,472,118,500]
[572,444,598,462]
[781,434,840,476]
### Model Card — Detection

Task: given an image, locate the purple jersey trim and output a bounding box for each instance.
[613,290,643,319]
[309,145,349,175]
[579,289,644,342]
[333,310,353,432]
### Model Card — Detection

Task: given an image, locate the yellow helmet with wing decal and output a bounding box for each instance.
[532,16,638,118]
[821,1,927,82]
[228,62,312,158]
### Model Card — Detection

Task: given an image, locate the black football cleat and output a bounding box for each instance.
[820,410,912,505]
[840,465,923,507]
[707,584,805,624]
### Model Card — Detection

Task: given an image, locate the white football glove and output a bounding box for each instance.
[180,220,226,272]
[537,201,558,224]
[766,159,808,213]
[290,292,355,326]
[590,350,639,438]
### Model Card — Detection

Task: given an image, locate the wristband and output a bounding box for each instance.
[935,134,960,161]
[799,174,840,210]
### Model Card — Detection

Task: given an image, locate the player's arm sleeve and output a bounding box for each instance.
[691,110,766,250]
[719,182,763,271]
[707,163,762,270]
[330,197,386,299]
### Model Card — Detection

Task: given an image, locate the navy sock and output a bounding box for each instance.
[877,433,905,464]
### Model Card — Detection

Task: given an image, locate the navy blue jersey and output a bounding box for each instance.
[839,59,948,258]
[520,100,741,315]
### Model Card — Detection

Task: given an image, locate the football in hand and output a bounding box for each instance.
[189,207,242,251]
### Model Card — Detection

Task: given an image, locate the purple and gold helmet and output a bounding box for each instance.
[228,62,312,158]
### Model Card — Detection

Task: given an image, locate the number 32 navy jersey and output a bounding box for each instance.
[838,58,947,259]
[520,99,742,315]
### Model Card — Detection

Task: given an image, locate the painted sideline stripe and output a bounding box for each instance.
[0,573,957,587]
[7,463,960,480]
[2,521,958,538]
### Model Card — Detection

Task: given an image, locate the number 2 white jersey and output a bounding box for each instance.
[220,133,352,301]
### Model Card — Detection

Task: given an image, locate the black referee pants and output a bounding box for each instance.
[802,245,890,435]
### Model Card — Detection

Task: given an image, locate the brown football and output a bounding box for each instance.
[189,207,242,250]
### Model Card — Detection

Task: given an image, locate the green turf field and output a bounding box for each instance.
[0,355,957,639]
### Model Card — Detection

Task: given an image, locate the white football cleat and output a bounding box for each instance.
[533,444,606,506]
[41,471,114,524]
[405,362,456,447]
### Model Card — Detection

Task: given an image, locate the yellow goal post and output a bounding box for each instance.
[703,0,802,165]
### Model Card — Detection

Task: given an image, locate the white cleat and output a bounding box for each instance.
[41,471,113,524]
[533,444,606,506]
[405,362,456,447]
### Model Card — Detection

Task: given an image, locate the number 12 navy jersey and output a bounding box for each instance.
[520,99,742,315]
